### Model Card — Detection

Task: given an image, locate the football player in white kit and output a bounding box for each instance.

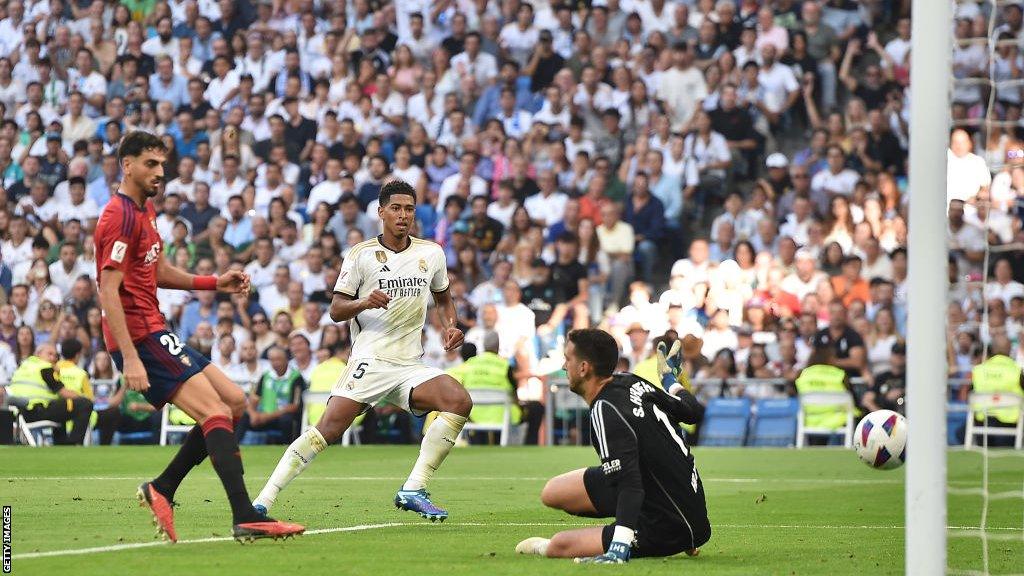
[253,179,471,521]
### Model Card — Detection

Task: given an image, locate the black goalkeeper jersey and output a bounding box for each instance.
[588,372,711,550]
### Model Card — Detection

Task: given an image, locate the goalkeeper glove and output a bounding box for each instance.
[657,340,693,393]
[574,526,633,564]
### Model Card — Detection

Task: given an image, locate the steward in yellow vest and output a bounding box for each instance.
[56,338,97,436]
[5,343,93,444]
[449,332,521,427]
[795,345,853,432]
[971,337,1024,425]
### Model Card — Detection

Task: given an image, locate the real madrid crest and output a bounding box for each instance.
[375,251,388,264]
[418,258,427,273]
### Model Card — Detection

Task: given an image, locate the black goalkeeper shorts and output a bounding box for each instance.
[583,466,711,557]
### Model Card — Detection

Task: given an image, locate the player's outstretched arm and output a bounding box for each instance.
[155,254,250,293]
[329,290,389,323]
[647,385,705,425]
[99,269,149,392]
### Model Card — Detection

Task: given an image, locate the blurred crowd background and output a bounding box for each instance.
[0,0,1021,444]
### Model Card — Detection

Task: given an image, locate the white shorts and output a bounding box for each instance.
[330,357,445,415]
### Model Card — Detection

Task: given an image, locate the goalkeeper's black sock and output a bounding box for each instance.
[201,415,261,524]
[152,425,207,501]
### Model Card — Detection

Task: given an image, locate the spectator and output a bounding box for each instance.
[863,341,906,415]
[237,346,304,444]
[831,255,870,307]
[985,259,1024,307]
[864,308,900,376]
[595,203,635,308]
[622,172,665,282]
[814,300,869,385]
[811,144,859,200]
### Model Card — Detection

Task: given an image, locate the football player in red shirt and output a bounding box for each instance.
[96,131,304,543]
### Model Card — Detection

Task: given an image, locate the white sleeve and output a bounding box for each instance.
[334,250,363,297]
[784,67,799,92]
[430,248,450,292]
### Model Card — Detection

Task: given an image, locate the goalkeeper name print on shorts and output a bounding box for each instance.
[331,357,445,415]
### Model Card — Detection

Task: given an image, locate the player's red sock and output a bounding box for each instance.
[201,415,261,523]
[152,425,207,501]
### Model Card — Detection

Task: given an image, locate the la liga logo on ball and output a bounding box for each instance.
[854,410,907,470]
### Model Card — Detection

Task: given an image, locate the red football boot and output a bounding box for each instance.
[137,482,178,543]
[232,519,306,543]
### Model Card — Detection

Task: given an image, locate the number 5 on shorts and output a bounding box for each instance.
[351,361,368,379]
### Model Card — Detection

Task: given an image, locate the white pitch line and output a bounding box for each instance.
[13,522,410,559]
[4,476,1022,487]
[13,522,1023,561]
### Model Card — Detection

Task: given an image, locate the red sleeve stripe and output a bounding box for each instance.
[120,196,135,238]
[201,414,234,435]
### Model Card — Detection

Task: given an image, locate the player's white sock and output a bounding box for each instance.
[402,412,467,491]
[254,427,328,511]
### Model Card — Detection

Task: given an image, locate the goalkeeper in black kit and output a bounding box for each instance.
[516,329,711,563]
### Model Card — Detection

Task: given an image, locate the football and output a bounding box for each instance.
[853,410,908,470]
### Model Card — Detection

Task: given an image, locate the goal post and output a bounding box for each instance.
[906,0,951,574]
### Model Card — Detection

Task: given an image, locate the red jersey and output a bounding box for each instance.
[95,193,166,351]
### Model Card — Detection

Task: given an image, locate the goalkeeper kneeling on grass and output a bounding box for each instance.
[517,329,711,563]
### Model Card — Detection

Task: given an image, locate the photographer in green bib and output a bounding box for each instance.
[970,335,1024,447]
[448,332,520,443]
[4,343,93,444]
[236,346,306,443]
[795,342,854,445]
[95,377,160,444]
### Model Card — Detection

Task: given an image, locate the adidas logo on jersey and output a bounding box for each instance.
[381,265,391,272]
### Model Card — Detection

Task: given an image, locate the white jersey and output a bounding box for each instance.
[333,236,449,365]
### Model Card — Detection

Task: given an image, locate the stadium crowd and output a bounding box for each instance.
[0,0,1022,445]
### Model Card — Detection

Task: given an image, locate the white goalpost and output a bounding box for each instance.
[906,0,951,574]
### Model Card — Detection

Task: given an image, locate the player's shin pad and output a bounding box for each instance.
[403,412,467,491]
[254,427,327,512]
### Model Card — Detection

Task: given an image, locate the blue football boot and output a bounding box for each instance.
[394,488,448,522]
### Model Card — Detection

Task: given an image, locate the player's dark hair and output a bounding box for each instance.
[60,338,82,360]
[567,329,619,377]
[379,178,416,206]
[117,131,166,164]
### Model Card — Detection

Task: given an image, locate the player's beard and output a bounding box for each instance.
[138,175,162,198]
[567,369,585,396]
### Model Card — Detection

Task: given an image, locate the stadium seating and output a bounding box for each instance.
[240,429,284,445]
[749,398,800,447]
[2,406,59,446]
[796,392,855,448]
[947,402,969,446]
[159,404,193,446]
[461,389,515,447]
[698,398,752,447]
[113,430,156,445]
[964,393,1024,449]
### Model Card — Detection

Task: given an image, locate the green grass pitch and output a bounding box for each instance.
[1,446,1020,575]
